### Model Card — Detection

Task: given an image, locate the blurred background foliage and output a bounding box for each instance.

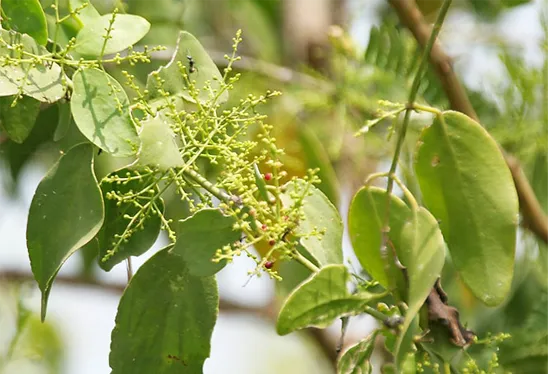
[0,0,546,373]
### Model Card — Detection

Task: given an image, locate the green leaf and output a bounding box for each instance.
[27,143,104,320]
[71,68,140,156]
[0,95,40,143]
[1,0,48,45]
[277,265,380,335]
[348,186,411,287]
[337,331,377,374]
[136,114,184,169]
[173,209,241,276]
[1,103,58,182]
[281,180,343,266]
[421,322,463,364]
[298,125,340,205]
[415,111,519,306]
[96,168,164,271]
[110,248,218,374]
[0,30,67,102]
[54,100,71,141]
[74,13,150,56]
[394,207,445,370]
[69,0,101,25]
[146,31,228,105]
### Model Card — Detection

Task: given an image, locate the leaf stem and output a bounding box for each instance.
[293,250,320,273]
[364,171,389,185]
[363,306,390,323]
[393,174,419,211]
[411,103,442,115]
[381,0,452,296]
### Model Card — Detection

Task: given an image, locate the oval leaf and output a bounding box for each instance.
[277,265,380,335]
[0,95,40,143]
[26,143,104,320]
[136,114,184,169]
[337,331,377,374]
[415,111,519,305]
[110,249,218,374]
[394,207,445,369]
[1,0,48,45]
[348,186,411,287]
[146,31,228,105]
[96,168,164,271]
[0,30,67,102]
[281,180,343,266]
[173,209,242,276]
[74,14,150,56]
[71,68,140,156]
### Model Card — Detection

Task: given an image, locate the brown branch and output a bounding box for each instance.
[0,269,339,366]
[388,0,548,244]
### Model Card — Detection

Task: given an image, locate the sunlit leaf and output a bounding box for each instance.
[348,186,411,287]
[27,143,104,320]
[1,0,48,45]
[0,95,40,143]
[337,331,377,374]
[69,0,101,25]
[74,13,150,56]
[394,207,445,370]
[173,209,241,276]
[415,111,518,305]
[277,265,381,335]
[110,248,218,374]
[146,31,228,105]
[281,180,343,266]
[96,168,164,271]
[136,114,183,169]
[71,68,140,156]
[0,30,67,102]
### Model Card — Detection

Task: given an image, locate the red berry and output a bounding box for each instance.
[261,224,268,230]
[264,173,272,181]
[264,261,274,269]
[268,239,276,246]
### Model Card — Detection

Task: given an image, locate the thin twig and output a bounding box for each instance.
[388,0,548,244]
[381,0,452,298]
